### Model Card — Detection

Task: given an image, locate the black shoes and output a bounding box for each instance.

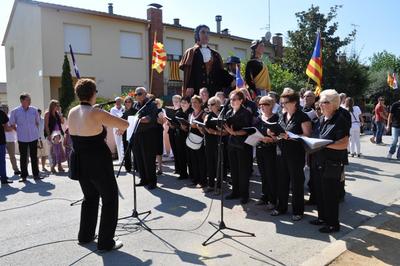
[309,219,325,226]
[14,170,21,175]
[19,177,27,182]
[319,225,340,233]
[240,198,249,204]
[225,193,240,200]
[78,235,97,245]
[33,176,44,180]
[147,184,157,190]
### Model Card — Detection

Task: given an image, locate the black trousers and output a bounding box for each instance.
[78,174,118,250]
[228,144,252,199]
[188,144,207,185]
[133,129,157,186]
[168,129,179,172]
[122,136,134,172]
[174,130,189,179]
[205,138,218,188]
[314,161,342,227]
[276,142,305,215]
[18,140,39,178]
[308,154,317,203]
[256,145,277,204]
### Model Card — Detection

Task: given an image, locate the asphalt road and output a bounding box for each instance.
[0,135,399,265]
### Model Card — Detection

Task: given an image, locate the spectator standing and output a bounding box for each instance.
[386,99,400,159]
[9,93,42,182]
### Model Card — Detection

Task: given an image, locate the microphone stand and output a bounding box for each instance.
[116,99,155,232]
[202,100,255,246]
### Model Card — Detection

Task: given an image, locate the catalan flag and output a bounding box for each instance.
[236,64,245,88]
[169,61,181,81]
[393,73,398,89]
[152,40,167,74]
[306,32,322,95]
[69,44,80,79]
[388,72,394,88]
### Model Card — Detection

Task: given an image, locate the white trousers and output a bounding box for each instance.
[113,128,124,163]
[349,127,361,154]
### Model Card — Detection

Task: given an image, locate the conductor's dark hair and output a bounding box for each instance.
[194,25,210,43]
[75,79,97,101]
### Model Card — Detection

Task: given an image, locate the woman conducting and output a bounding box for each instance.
[68,79,129,251]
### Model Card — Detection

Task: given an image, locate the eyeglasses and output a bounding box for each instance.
[230,97,240,102]
[259,103,271,106]
[280,101,290,105]
[208,103,216,106]
[320,101,331,104]
[135,92,144,96]
[125,101,132,103]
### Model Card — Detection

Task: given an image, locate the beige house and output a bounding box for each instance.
[0,82,7,105]
[2,0,283,111]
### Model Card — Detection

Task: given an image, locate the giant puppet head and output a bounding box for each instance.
[194,25,210,45]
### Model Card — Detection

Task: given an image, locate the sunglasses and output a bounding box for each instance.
[320,101,330,104]
[135,92,144,96]
[259,103,271,106]
[125,100,132,103]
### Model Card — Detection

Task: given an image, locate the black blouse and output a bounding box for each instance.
[204,112,219,145]
[226,106,252,148]
[317,109,350,164]
[279,108,311,135]
[255,114,279,148]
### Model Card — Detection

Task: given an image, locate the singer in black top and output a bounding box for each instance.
[224,91,253,204]
[186,95,207,187]
[130,88,159,189]
[121,96,135,173]
[255,96,279,207]
[311,90,350,233]
[203,96,222,192]
[175,97,193,180]
[272,88,311,221]
[68,79,129,251]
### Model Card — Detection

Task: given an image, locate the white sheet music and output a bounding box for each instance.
[287,132,333,151]
[126,115,139,142]
[245,128,265,147]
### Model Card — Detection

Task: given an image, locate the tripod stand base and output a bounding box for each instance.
[118,209,152,232]
[202,221,255,246]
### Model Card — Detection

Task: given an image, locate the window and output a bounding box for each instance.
[10,46,14,69]
[234,48,247,61]
[120,31,142,59]
[165,38,182,60]
[64,24,91,54]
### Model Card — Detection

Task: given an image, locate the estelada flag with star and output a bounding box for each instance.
[152,39,167,74]
[306,31,322,96]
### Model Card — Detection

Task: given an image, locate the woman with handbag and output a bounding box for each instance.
[186,95,207,187]
[223,90,253,204]
[310,89,350,233]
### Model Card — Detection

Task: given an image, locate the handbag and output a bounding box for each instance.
[186,132,203,150]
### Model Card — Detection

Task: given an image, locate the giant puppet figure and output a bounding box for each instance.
[245,40,271,97]
[179,25,233,97]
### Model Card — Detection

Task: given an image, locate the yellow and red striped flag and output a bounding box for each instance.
[152,40,167,73]
[306,31,322,95]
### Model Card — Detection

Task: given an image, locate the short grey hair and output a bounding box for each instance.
[320,89,340,110]
[208,96,221,107]
[135,87,147,94]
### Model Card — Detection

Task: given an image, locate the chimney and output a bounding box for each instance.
[108,3,113,14]
[272,33,283,60]
[221,28,229,35]
[173,18,180,26]
[147,5,164,97]
[215,15,222,34]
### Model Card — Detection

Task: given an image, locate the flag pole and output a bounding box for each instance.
[149,31,157,94]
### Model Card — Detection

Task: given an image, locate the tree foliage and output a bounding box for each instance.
[283,5,356,91]
[369,51,400,72]
[59,55,75,116]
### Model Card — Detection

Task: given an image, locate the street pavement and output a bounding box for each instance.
[0,134,399,266]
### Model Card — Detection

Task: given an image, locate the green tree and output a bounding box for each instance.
[59,54,75,116]
[335,55,370,98]
[283,5,356,91]
[369,50,400,72]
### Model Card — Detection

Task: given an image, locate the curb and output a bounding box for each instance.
[301,198,400,266]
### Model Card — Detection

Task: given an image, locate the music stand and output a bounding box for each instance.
[202,103,255,246]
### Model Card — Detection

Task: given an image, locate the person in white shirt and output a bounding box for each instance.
[345,97,364,157]
[110,97,125,163]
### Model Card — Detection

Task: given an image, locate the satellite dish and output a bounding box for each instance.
[265,31,272,41]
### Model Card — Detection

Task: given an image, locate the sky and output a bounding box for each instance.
[1,0,400,82]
